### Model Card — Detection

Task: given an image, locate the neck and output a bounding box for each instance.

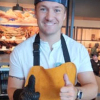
[39,32,61,50]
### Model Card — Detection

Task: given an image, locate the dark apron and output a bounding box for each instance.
[25,34,76,100]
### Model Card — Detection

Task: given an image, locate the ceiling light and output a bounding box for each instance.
[12,0,23,12]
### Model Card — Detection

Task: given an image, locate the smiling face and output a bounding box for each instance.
[35,1,66,36]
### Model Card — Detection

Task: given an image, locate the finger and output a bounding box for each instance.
[60,96,67,100]
[27,75,35,92]
[60,96,72,100]
[60,92,73,97]
[63,74,72,86]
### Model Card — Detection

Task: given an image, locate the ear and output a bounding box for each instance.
[64,12,66,20]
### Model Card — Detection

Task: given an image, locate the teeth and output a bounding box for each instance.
[45,23,54,25]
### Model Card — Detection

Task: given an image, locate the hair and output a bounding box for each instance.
[91,52,98,57]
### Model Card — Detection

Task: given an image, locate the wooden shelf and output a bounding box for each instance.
[76,27,100,54]
[0,49,12,51]
[0,38,26,41]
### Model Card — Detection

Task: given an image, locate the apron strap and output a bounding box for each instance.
[33,34,40,65]
[61,34,70,62]
[33,34,70,66]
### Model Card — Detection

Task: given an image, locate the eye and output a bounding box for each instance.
[40,7,47,12]
[55,9,61,13]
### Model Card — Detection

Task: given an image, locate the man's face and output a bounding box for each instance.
[35,1,66,35]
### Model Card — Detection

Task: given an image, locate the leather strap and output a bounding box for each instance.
[61,34,70,62]
[33,34,40,65]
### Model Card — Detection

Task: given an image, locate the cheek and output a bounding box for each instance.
[58,16,66,23]
[37,13,45,20]
[59,13,66,21]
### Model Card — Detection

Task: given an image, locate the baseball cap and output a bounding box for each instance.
[34,0,68,7]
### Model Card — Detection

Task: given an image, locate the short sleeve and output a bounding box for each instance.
[9,48,24,78]
[78,46,93,73]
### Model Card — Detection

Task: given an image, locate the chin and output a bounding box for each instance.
[42,30,55,35]
[44,32,54,35]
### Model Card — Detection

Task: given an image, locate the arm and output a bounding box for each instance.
[7,75,40,100]
[60,71,98,100]
[7,76,25,100]
[77,46,98,99]
[77,71,98,100]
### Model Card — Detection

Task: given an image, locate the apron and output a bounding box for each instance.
[25,34,76,100]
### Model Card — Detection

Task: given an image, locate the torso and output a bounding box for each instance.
[9,34,93,80]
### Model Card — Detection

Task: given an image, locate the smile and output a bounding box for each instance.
[44,22,55,26]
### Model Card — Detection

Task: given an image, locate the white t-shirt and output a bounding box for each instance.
[9,34,93,80]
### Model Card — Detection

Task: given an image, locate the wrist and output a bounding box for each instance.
[75,88,78,99]
[13,89,23,100]
[76,89,83,100]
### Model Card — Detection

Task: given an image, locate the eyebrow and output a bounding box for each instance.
[39,5,63,9]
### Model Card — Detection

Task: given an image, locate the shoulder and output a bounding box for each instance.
[15,34,36,50]
[62,34,91,66]
[12,34,37,55]
[62,34,86,51]
[62,34,81,45]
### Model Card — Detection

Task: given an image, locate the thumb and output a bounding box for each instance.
[63,74,72,86]
[27,75,35,92]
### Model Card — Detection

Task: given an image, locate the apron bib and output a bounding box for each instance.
[25,34,76,100]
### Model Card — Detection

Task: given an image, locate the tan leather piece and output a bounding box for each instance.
[25,62,76,100]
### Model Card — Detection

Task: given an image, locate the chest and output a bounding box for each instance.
[40,46,65,69]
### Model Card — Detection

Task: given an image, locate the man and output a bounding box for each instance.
[91,53,100,76]
[91,43,99,57]
[7,0,98,100]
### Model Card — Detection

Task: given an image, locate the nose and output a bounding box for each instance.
[45,10,54,21]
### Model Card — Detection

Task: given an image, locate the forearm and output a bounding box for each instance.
[7,76,25,100]
[76,83,98,100]
[7,88,23,100]
[7,88,17,100]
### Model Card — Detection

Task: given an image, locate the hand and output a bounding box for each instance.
[60,74,77,100]
[19,75,40,100]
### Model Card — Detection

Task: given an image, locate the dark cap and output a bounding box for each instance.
[91,52,98,57]
[34,0,68,7]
